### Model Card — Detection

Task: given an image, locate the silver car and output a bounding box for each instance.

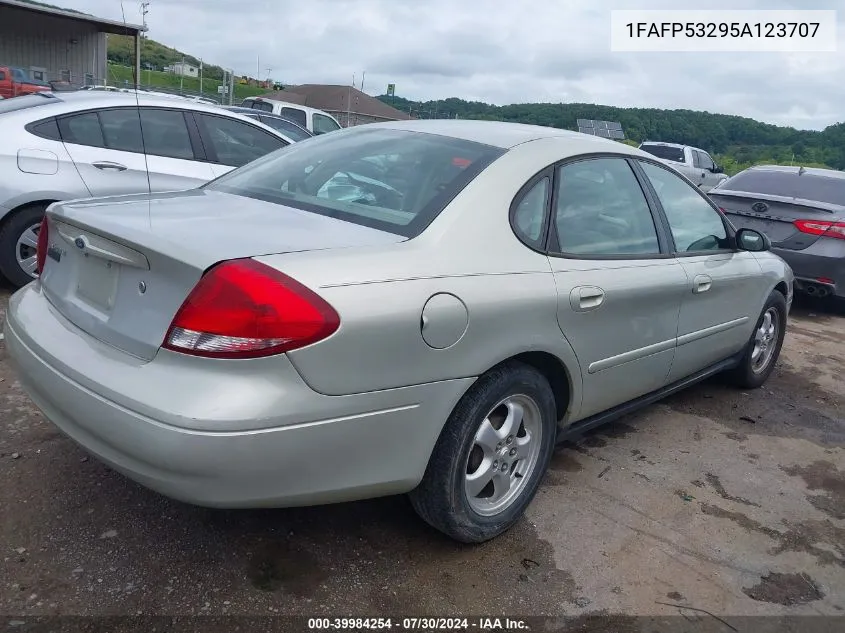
[5,121,793,543]
[709,165,845,305]
[0,91,294,287]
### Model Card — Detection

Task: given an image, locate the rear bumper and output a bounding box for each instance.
[4,283,473,508]
[773,242,845,299]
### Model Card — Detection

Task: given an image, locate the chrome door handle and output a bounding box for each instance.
[92,161,127,171]
[693,274,712,294]
[570,286,605,311]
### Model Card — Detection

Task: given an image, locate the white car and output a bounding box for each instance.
[240,97,342,135]
[0,91,294,287]
[638,142,729,192]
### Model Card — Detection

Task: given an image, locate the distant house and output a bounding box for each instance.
[263,84,410,127]
[169,62,198,78]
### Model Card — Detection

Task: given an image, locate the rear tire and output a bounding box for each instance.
[726,289,787,389]
[0,204,47,289]
[409,362,557,543]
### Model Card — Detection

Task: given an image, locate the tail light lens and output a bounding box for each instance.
[35,216,49,275]
[794,220,845,240]
[163,259,340,359]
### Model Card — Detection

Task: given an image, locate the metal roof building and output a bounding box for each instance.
[0,0,145,88]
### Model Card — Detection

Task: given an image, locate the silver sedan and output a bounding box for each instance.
[5,120,793,543]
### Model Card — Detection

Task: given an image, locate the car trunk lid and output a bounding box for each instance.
[39,189,404,361]
[710,189,844,249]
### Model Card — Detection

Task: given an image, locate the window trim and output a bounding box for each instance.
[49,106,204,162]
[193,111,288,167]
[543,153,675,261]
[631,157,737,257]
[508,167,554,252]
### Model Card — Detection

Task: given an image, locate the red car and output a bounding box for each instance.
[0,66,51,99]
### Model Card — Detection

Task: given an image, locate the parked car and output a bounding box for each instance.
[638,142,728,192]
[0,65,51,99]
[4,121,792,543]
[240,96,341,135]
[0,90,294,287]
[710,165,844,304]
[223,106,313,141]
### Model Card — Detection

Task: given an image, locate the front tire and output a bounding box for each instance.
[409,362,557,543]
[0,204,47,288]
[727,289,787,389]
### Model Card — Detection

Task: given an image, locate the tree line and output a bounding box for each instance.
[378,95,845,175]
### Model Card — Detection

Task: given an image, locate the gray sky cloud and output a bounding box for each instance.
[68,0,842,130]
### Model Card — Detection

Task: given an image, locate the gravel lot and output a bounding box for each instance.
[1,285,843,622]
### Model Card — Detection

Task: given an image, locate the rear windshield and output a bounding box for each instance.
[724,170,845,206]
[640,144,685,162]
[206,128,505,237]
[0,93,60,115]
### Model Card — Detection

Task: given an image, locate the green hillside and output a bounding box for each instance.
[106,64,266,101]
[379,95,845,175]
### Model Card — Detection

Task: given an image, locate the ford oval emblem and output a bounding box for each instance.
[74,237,85,249]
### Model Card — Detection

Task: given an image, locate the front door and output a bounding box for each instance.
[637,160,762,381]
[548,156,687,419]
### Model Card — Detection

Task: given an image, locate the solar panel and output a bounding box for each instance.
[576,119,625,140]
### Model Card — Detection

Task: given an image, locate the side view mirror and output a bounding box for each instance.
[711,164,723,173]
[736,228,770,252]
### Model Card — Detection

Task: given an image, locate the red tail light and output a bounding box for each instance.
[163,259,340,359]
[794,219,845,240]
[35,216,49,275]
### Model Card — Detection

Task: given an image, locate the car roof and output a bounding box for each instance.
[743,165,845,180]
[5,91,295,143]
[363,119,640,152]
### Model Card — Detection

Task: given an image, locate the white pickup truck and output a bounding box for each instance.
[638,142,729,192]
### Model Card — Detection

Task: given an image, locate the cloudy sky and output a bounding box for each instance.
[66,0,842,130]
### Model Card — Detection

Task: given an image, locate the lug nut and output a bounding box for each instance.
[509,448,517,456]
[506,435,514,444]
[492,460,499,469]
[501,463,509,472]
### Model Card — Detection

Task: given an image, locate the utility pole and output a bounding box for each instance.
[179,56,184,94]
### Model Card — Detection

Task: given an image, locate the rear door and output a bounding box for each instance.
[194,112,288,177]
[58,109,152,197]
[710,169,845,251]
[547,156,687,419]
[637,160,763,381]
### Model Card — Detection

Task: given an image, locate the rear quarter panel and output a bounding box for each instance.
[259,138,592,417]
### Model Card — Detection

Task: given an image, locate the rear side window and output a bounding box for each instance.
[723,170,845,206]
[27,118,61,141]
[58,112,105,147]
[281,107,307,128]
[511,176,550,248]
[198,114,287,167]
[553,158,660,256]
[640,144,685,163]
[139,109,194,160]
[248,100,273,113]
[313,113,340,135]
[99,109,143,153]
[206,127,505,237]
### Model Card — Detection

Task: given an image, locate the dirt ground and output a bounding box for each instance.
[0,286,843,623]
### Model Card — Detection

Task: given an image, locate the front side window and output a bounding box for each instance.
[198,114,286,167]
[639,161,729,253]
[552,157,660,256]
[206,128,504,237]
[281,107,307,128]
[313,113,341,135]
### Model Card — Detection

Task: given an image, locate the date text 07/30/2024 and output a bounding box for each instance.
[307,617,530,631]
